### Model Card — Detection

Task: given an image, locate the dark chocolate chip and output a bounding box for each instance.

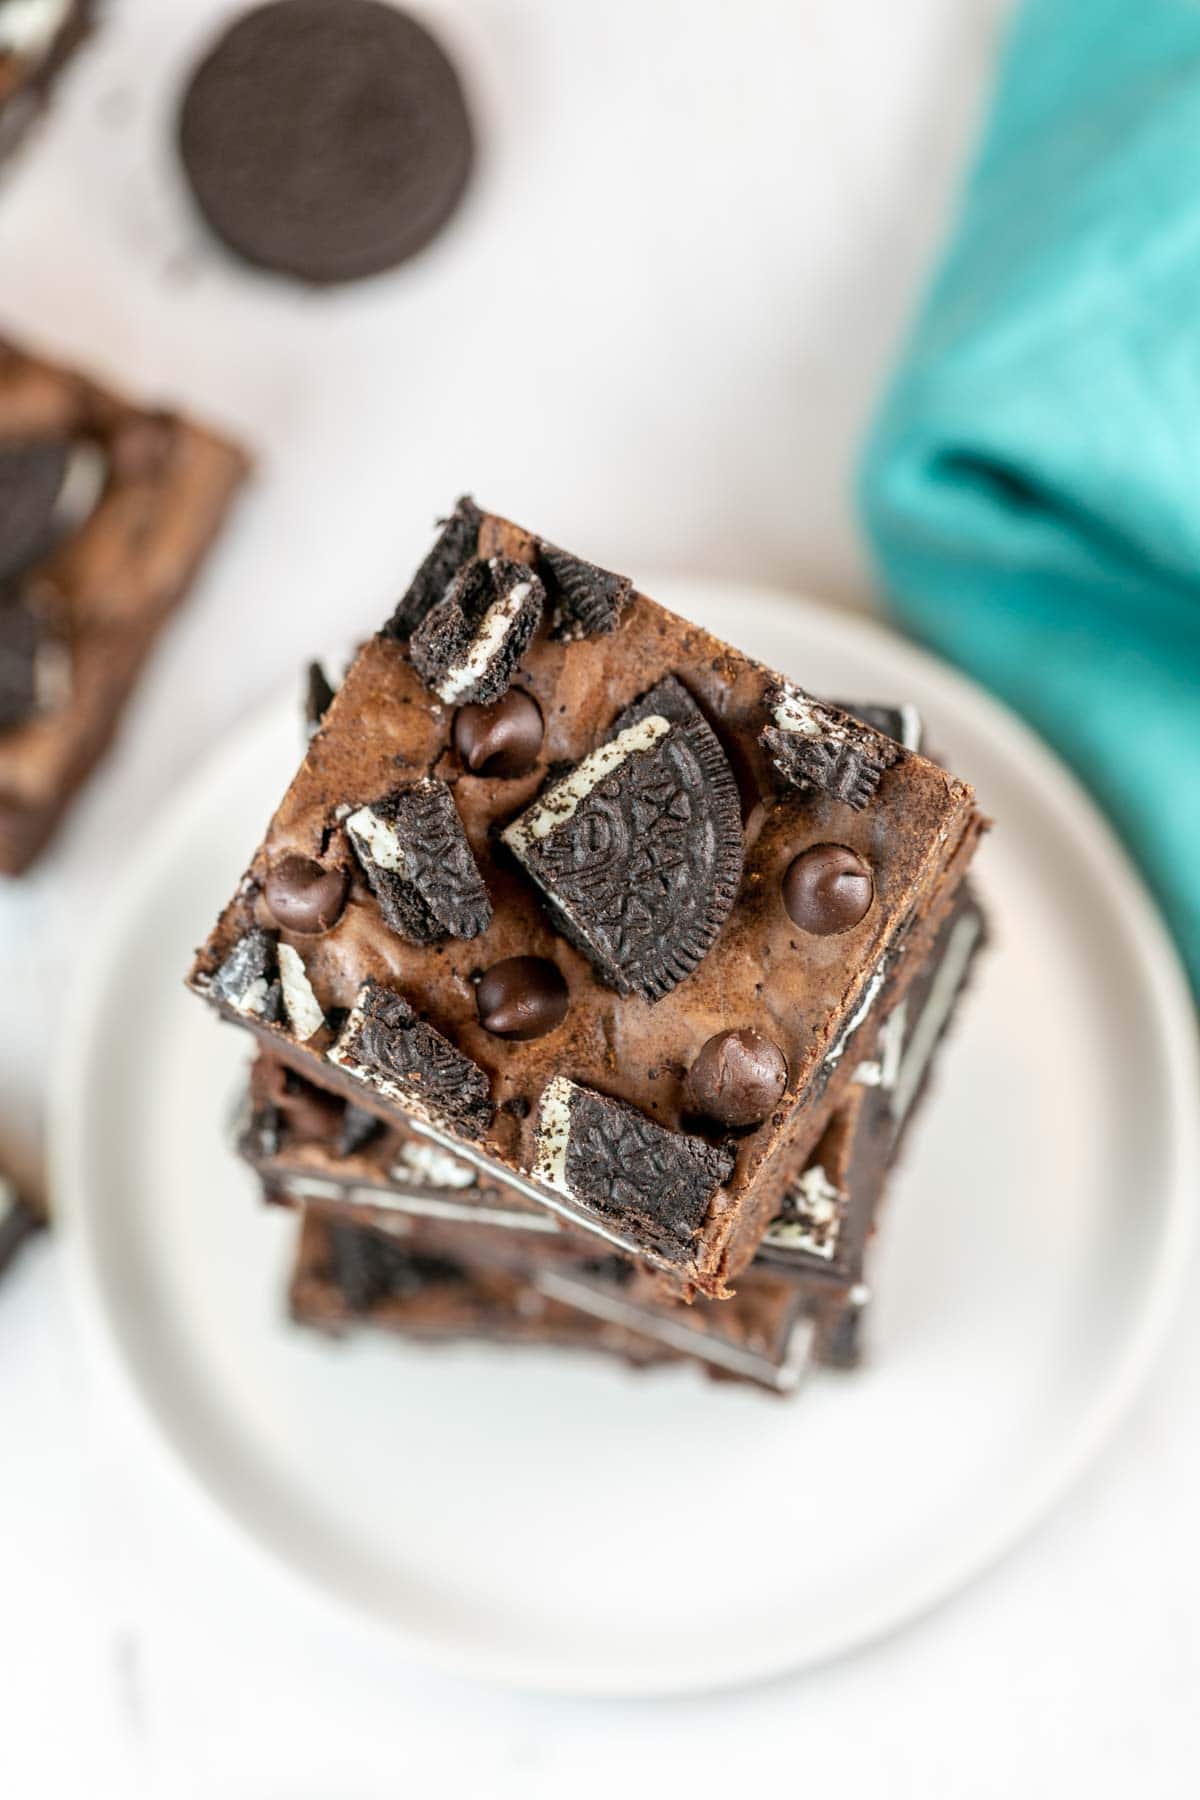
[536,1077,733,1263]
[0,593,41,731]
[305,660,336,734]
[761,683,899,810]
[0,439,69,582]
[332,978,493,1136]
[329,1224,466,1311]
[177,0,474,286]
[538,541,634,641]
[453,687,544,778]
[476,956,568,1041]
[209,926,284,1021]
[385,495,481,639]
[685,1028,788,1128]
[782,844,874,934]
[409,554,544,706]
[263,853,349,935]
[502,675,743,1001]
[346,777,491,942]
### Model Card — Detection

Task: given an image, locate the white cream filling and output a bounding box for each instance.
[0,0,69,59]
[771,683,844,743]
[897,702,923,752]
[531,1074,576,1195]
[821,959,887,1076]
[853,998,907,1091]
[392,1141,475,1190]
[231,975,271,1019]
[435,577,533,703]
[346,805,409,877]
[502,715,671,853]
[763,1163,844,1260]
[277,943,324,1041]
[891,911,981,1126]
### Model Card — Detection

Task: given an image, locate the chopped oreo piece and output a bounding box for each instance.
[346,776,491,943]
[537,540,634,641]
[329,978,493,1136]
[761,682,900,810]
[385,495,482,638]
[0,438,69,581]
[329,1224,466,1311]
[305,660,336,735]
[533,1076,733,1263]
[502,676,743,1001]
[409,554,544,705]
[209,926,284,1022]
[338,1102,383,1157]
[763,1163,847,1263]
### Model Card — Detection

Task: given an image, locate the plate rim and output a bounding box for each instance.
[51,582,1200,1697]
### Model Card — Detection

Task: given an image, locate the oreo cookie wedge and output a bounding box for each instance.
[537,540,634,642]
[346,776,491,943]
[532,1076,733,1263]
[208,926,325,1039]
[761,681,900,810]
[409,554,544,705]
[501,675,743,1000]
[384,495,481,639]
[328,978,492,1137]
[837,700,924,754]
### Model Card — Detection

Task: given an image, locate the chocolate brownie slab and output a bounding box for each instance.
[0,0,91,167]
[0,337,247,871]
[190,502,985,1295]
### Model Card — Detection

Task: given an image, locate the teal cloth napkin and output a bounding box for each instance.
[860,0,1200,992]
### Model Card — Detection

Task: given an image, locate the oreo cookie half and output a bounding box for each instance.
[537,541,634,642]
[329,978,493,1137]
[409,555,544,706]
[501,675,743,1001]
[177,0,475,285]
[346,777,491,943]
[532,1076,734,1263]
[761,682,900,810]
[384,495,481,639]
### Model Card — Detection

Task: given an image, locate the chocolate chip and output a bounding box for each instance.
[385,495,481,638]
[0,439,69,582]
[782,844,874,934]
[346,777,491,943]
[476,956,568,1040]
[533,1076,733,1263]
[330,977,493,1136]
[410,554,544,706]
[305,660,336,735]
[537,541,634,641]
[685,1029,788,1128]
[453,687,544,778]
[502,676,743,1001]
[761,682,899,810]
[264,853,349,934]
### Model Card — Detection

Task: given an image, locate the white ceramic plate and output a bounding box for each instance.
[53,582,1199,1696]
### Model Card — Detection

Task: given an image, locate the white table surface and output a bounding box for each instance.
[3,2,1199,1794]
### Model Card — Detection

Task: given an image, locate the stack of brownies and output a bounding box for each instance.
[189,500,987,1396]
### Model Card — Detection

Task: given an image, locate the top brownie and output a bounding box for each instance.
[190,500,983,1295]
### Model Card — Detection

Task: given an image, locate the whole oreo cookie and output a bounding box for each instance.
[177,0,475,285]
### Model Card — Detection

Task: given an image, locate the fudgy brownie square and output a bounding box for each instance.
[0,337,248,871]
[191,501,985,1296]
